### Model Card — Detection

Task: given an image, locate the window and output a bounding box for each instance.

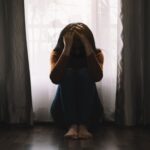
[24,0,121,122]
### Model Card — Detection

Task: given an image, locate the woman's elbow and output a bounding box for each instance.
[49,73,60,84]
[94,71,103,82]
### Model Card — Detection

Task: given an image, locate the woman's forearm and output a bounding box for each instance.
[86,51,103,82]
[50,51,70,84]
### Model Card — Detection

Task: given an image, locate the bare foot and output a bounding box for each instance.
[78,125,93,139]
[64,124,78,139]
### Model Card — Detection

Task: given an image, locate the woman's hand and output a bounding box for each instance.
[74,25,93,56]
[63,31,75,56]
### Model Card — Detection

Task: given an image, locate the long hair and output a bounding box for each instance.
[54,23,98,53]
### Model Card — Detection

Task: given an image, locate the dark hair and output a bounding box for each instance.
[54,22,98,53]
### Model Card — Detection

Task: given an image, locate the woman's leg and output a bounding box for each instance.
[75,68,102,138]
[50,85,65,128]
[60,68,79,127]
[76,68,96,126]
[51,67,102,138]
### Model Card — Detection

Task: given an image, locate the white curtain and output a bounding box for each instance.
[24,0,120,122]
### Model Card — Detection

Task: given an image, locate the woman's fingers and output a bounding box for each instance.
[64,30,75,40]
[70,26,76,31]
[74,30,87,43]
[74,25,87,40]
[63,30,75,53]
[76,24,85,33]
[74,30,82,36]
[73,28,91,51]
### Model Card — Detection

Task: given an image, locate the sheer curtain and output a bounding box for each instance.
[24,0,120,122]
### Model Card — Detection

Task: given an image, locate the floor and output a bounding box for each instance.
[0,124,150,150]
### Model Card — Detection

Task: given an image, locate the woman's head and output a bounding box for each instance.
[54,22,97,56]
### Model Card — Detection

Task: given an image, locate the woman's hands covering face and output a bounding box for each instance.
[63,30,75,56]
[74,25,93,56]
[63,25,93,56]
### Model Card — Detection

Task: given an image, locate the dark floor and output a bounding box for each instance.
[0,124,150,150]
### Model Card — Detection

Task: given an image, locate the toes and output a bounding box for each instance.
[64,134,78,139]
[79,134,92,139]
[64,131,78,139]
[78,131,93,139]
[72,134,78,139]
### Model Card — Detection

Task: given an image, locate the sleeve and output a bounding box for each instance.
[86,49,104,82]
[49,50,70,84]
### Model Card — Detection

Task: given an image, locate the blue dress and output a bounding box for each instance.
[50,67,104,130]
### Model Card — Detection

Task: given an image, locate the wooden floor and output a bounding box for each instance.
[0,124,150,150]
